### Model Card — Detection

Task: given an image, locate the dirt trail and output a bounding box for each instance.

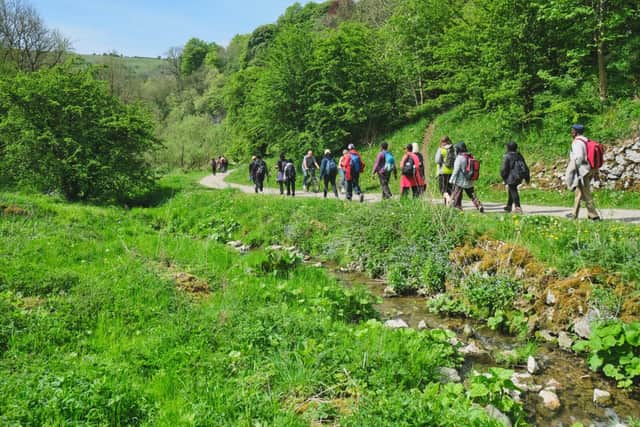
[200,171,640,224]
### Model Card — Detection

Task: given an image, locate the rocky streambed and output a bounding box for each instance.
[332,267,640,427]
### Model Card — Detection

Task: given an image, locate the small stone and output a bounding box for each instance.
[269,244,284,250]
[227,240,243,248]
[303,255,312,261]
[418,320,428,330]
[546,291,557,305]
[459,342,486,357]
[627,150,640,163]
[536,330,557,343]
[485,404,513,427]
[438,367,461,384]
[558,332,574,350]
[383,286,398,298]
[527,356,540,375]
[384,319,408,329]
[573,308,599,339]
[593,388,612,406]
[462,324,474,338]
[239,245,251,253]
[539,389,561,411]
[313,262,322,268]
[544,378,563,391]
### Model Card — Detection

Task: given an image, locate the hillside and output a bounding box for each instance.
[79,54,166,78]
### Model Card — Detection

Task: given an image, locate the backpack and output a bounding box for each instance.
[401,155,416,177]
[350,153,361,174]
[462,153,480,181]
[580,138,605,170]
[324,158,337,176]
[283,161,296,180]
[255,161,267,177]
[444,146,456,170]
[383,151,395,173]
[513,155,529,181]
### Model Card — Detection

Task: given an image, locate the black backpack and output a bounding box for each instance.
[402,155,416,177]
[513,155,529,181]
[283,161,296,180]
[255,161,266,177]
[444,146,456,170]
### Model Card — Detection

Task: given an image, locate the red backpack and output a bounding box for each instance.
[462,153,480,181]
[580,138,604,170]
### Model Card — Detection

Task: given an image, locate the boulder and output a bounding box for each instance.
[527,356,540,375]
[437,367,462,384]
[384,319,409,329]
[593,388,612,406]
[539,389,561,411]
[485,404,513,427]
[558,331,574,350]
[573,308,600,339]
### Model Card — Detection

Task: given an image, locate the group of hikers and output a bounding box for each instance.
[241,124,601,219]
[209,155,228,175]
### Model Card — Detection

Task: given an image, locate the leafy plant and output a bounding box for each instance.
[463,274,521,318]
[467,367,528,425]
[426,294,470,317]
[257,250,301,279]
[573,320,640,388]
[487,309,528,338]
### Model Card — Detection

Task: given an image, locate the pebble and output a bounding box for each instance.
[539,389,561,411]
[384,319,408,329]
[593,388,612,406]
[527,356,540,375]
[558,331,574,350]
[417,320,428,330]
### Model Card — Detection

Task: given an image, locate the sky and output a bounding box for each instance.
[30,0,307,57]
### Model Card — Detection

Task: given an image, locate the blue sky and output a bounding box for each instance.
[30,0,306,57]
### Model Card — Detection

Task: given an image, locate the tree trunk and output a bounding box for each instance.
[596,0,608,101]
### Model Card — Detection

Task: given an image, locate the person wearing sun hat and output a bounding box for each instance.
[565,124,600,220]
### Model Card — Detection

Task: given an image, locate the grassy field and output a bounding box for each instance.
[2,172,639,425]
[79,54,166,78]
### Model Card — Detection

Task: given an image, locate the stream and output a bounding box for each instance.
[332,267,640,427]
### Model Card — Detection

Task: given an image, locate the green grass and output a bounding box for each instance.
[1,176,507,426]
[78,54,166,78]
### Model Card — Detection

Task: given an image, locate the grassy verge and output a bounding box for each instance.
[1,177,511,426]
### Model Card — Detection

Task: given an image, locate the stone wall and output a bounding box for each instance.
[530,134,640,191]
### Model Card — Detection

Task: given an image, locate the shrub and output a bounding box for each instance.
[463,275,521,318]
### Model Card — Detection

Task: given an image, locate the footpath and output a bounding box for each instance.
[200,171,640,224]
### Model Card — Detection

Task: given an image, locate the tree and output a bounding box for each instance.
[0,0,70,71]
[0,65,159,201]
[180,37,208,75]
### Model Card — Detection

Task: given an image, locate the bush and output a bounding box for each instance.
[463,275,521,318]
[0,65,159,201]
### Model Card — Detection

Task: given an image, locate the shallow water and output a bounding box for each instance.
[332,267,640,427]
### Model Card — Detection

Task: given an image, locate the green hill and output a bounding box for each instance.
[78,54,166,78]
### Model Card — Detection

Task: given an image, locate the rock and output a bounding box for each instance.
[527,356,540,375]
[544,378,563,391]
[268,244,284,250]
[303,255,312,261]
[558,331,574,350]
[418,320,428,330]
[438,367,462,384]
[384,319,408,329]
[546,291,557,305]
[573,308,600,339]
[227,240,243,248]
[511,373,542,392]
[313,262,323,268]
[498,349,517,360]
[462,324,474,338]
[383,286,398,298]
[448,336,460,346]
[539,389,561,411]
[485,404,513,427]
[627,150,640,163]
[536,329,557,343]
[239,245,251,253]
[459,342,486,357]
[593,388,612,406]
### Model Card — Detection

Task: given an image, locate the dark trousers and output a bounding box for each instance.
[286,179,295,196]
[278,181,284,195]
[401,186,420,198]
[451,185,482,210]
[255,175,265,193]
[438,174,452,195]
[378,171,392,199]
[345,171,361,200]
[507,184,521,209]
[323,174,339,198]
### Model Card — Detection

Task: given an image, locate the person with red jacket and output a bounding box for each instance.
[399,144,423,198]
[343,143,366,202]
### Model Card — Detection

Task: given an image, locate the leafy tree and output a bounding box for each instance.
[181,37,209,75]
[0,65,159,201]
[244,24,277,66]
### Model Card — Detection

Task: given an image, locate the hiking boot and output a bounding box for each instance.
[514,207,523,214]
[479,206,484,213]
[590,216,602,221]
[503,206,511,212]
[565,213,576,219]
[360,194,365,203]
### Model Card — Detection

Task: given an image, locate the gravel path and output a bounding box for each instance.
[200,171,640,224]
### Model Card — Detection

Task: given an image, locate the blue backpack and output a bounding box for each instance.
[324,158,337,176]
[383,151,395,172]
[350,153,361,173]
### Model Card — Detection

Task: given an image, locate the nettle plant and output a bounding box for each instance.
[573,320,640,388]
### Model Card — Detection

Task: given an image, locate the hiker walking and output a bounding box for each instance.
[500,141,530,214]
[276,153,286,195]
[210,158,217,176]
[449,142,484,212]
[219,155,228,172]
[283,158,296,196]
[372,141,396,199]
[302,150,319,191]
[319,149,339,198]
[565,124,600,220]
[338,149,349,194]
[412,142,426,195]
[434,136,455,205]
[253,155,268,193]
[399,144,422,198]
[249,155,257,183]
[345,143,365,202]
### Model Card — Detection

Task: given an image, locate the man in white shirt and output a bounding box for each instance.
[565,124,600,220]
